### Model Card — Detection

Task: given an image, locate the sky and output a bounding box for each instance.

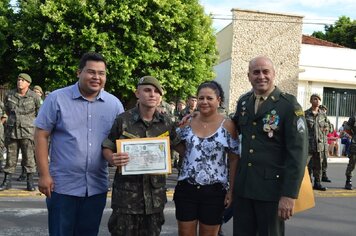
[9,0,355,35]
[199,0,356,34]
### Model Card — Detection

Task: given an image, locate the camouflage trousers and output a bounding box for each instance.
[345,154,356,177]
[321,151,328,173]
[308,151,324,182]
[3,138,36,174]
[108,209,164,236]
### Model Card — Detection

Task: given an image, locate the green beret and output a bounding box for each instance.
[178,99,186,105]
[137,76,163,95]
[33,85,43,95]
[18,73,32,83]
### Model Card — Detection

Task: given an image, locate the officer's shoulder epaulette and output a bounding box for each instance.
[238,90,253,103]
[280,92,298,104]
[280,92,304,116]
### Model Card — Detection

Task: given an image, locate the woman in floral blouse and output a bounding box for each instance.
[173,81,240,236]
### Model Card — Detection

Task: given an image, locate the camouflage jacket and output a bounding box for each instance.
[4,89,41,139]
[102,106,181,214]
[304,107,330,153]
[345,114,356,154]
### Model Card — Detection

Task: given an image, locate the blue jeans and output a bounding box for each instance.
[46,192,107,236]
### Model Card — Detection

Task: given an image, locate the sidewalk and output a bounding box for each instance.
[0,157,353,198]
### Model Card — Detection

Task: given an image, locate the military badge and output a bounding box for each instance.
[297,117,305,133]
[263,111,280,138]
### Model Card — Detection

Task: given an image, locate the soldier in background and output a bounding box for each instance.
[179,95,197,120]
[176,99,186,116]
[0,101,7,173]
[319,105,332,183]
[0,73,41,191]
[343,113,356,190]
[33,85,44,104]
[16,85,44,182]
[305,94,329,191]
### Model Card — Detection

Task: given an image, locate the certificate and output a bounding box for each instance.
[116,137,171,175]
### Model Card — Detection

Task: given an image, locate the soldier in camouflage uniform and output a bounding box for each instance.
[0,101,7,173]
[344,114,356,190]
[179,95,197,120]
[305,94,329,191]
[102,76,184,236]
[319,105,332,183]
[0,73,41,191]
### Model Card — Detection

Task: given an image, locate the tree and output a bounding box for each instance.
[13,0,218,105]
[0,0,16,85]
[312,16,356,49]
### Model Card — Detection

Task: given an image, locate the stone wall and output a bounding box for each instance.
[228,9,303,112]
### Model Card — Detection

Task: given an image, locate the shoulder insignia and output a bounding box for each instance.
[158,131,169,137]
[122,131,139,139]
[295,109,304,117]
[297,117,306,133]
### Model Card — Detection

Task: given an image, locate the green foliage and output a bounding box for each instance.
[0,0,16,85]
[10,0,217,104]
[312,16,356,49]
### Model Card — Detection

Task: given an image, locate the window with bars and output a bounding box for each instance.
[323,88,356,117]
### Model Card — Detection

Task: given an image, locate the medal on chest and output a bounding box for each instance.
[262,110,280,138]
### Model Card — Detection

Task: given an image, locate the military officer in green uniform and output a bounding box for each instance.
[343,113,356,190]
[102,76,184,236]
[305,94,329,191]
[0,73,41,191]
[232,56,308,236]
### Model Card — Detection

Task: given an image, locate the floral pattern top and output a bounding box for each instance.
[177,119,239,189]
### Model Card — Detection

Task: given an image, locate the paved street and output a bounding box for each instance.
[0,160,355,235]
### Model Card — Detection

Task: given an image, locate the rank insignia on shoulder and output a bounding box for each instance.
[158,131,169,137]
[295,109,304,117]
[297,117,305,133]
[122,131,139,139]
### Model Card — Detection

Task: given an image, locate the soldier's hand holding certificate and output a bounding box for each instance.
[116,137,171,175]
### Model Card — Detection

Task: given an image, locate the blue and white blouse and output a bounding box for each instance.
[177,120,239,189]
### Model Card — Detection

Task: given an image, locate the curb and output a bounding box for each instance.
[0,188,355,198]
[0,189,176,198]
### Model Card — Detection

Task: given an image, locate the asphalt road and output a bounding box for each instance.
[0,161,355,236]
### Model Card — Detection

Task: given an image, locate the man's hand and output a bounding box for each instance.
[38,174,54,198]
[278,196,295,220]
[110,152,130,167]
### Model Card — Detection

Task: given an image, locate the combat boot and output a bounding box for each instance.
[313,181,327,191]
[17,166,26,181]
[26,173,36,191]
[0,173,12,191]
[345,176,353,190]
[321,172,332,182]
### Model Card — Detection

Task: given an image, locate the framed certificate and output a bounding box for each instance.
[116,137,171,175]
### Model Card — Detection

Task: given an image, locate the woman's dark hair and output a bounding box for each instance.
[197,80,225,104]
[78,52,106,70]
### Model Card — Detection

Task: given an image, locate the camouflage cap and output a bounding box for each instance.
[18,73,32,83]
[310,93,321,101]
[137,76,163,95]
